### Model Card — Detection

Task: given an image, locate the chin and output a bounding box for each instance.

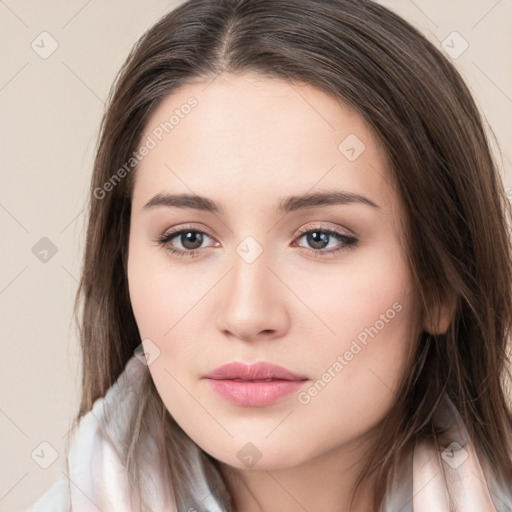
[201,439,311,472]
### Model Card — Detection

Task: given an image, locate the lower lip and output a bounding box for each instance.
[204,378,307,407]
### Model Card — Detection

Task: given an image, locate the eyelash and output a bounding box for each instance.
[153,224,358,258]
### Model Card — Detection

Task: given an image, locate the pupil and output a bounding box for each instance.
[182,232,203,250]
[308,231,328,249]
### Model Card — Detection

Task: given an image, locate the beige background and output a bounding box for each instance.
[1,0,511,510]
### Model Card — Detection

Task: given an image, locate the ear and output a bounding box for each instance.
[422,292,457,335]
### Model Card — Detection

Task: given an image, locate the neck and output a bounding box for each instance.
[218,438,378,512]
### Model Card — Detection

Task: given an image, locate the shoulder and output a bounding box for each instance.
[25,473,71,512]
[25,357,145,512]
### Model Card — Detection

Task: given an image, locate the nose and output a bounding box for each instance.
[216,249,290,342]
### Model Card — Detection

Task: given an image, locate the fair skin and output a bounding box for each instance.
[127,72,447,511]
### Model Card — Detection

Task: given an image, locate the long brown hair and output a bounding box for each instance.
[72,0,512,510]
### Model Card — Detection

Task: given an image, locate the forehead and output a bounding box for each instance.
[132,72,397,215]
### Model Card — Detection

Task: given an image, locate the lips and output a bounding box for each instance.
[202,362,308,407]
[203,361,308,381]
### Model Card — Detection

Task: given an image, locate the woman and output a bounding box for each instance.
[27,0,512,510]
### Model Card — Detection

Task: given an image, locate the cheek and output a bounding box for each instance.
[127,250,210,437]
[127,240,218,375]
[291,302,413,457]
[290,240,413,355]
[127,236,200,342]
[292,244,414,418]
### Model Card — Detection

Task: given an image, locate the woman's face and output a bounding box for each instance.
[127,72,418,471]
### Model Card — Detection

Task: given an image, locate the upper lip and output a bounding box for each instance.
[203,362,308,381]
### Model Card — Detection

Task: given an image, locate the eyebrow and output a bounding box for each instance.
[142,190,380,214]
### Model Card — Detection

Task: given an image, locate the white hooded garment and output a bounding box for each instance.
[27,355,512,512]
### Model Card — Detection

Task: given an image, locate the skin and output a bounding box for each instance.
[127,72,448,512]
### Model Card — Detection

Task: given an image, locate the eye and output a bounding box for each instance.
[153,225,219,258]
[293,226,358,257]
[153,224,358,258]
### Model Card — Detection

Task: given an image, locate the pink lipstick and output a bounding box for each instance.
[203,361,308,407]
